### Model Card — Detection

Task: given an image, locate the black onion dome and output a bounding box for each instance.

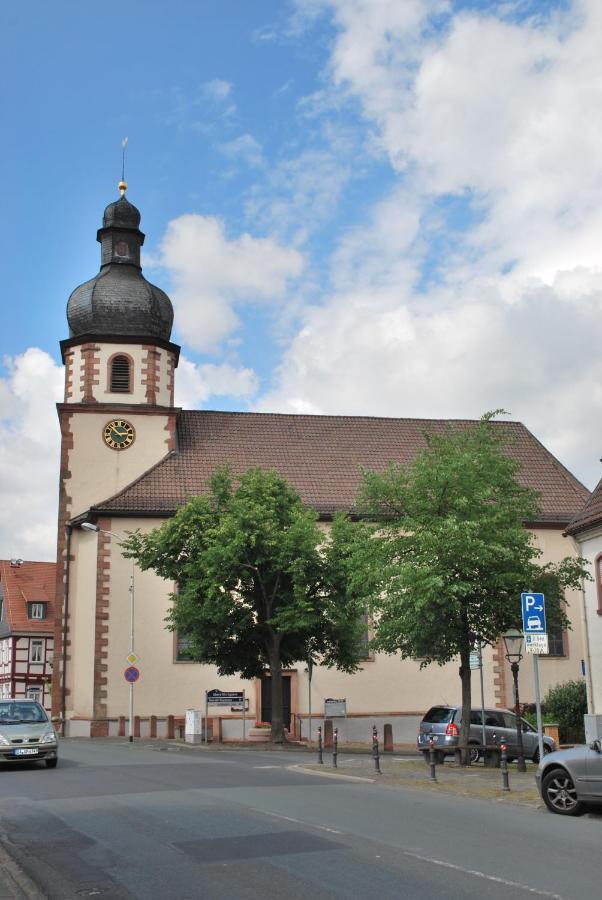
[102,195,141,230]
[67,267,174,340]
[66,189,174,342]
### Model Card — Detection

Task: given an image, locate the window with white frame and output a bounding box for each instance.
[26,686,42,702]
[29,639,44,663]
[28,602,47,620]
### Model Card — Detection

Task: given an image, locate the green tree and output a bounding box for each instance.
[357,412,589,764]
[123,467,366,743]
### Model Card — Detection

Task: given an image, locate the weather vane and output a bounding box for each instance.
[119,137,128,196]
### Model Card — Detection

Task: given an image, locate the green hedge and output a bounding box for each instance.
[543,680,587,744]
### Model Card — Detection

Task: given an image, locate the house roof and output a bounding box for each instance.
[565,473,602,536]
[0,560,56,636]
[91,411,589,526]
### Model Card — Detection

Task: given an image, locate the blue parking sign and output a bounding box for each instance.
[521,592,546,634]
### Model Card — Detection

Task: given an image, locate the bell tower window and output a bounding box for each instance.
[109,354,132,393]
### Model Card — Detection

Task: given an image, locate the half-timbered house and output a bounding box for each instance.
[0,559,55,711]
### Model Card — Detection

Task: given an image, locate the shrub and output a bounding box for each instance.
[543,680,587,744]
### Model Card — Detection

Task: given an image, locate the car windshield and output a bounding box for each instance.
[422,707,455,724]
[0,701,47,724]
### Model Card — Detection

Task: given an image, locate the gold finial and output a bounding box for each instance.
[119,138,129,196]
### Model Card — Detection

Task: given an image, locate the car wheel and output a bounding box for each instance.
[533,745,552,764]
[45,758,58,769]
[469,743,482,764]
[541,768,583,816]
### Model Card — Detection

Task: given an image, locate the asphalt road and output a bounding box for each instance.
[0,740,599,899]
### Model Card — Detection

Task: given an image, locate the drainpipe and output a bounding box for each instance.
[570,536,594,714]
[61,522,73,735]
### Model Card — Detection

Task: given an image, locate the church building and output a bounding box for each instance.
[52,186,591,742]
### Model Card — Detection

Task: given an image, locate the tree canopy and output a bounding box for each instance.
[123,466,367,742]
[356,412,589,762]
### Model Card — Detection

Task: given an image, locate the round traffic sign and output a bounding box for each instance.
[124,666,140,684]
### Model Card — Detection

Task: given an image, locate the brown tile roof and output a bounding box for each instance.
[565,474,602,535]
[0,560,56,635]
[92,411,589,525]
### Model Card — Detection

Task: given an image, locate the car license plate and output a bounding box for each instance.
[13,748,39,757]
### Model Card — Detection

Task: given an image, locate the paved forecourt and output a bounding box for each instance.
[0,740,600,900]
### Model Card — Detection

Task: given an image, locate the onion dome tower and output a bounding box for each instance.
[60,181,180,408]
[66,183,174,342]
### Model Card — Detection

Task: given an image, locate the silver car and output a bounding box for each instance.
[0,699,59,768]
[536,739,602,815]
[417,704,556,763]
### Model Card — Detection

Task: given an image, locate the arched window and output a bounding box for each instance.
[110,355,132,393]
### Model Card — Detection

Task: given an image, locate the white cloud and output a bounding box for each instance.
[175,356,259,409]
[254,0,602,488]
[0,349,63,561]
[202,78,233,102]
[217,133,264,168]
[159,214,304,352]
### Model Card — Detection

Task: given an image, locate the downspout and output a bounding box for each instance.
[570,536,594,714]
[61,522,73,735]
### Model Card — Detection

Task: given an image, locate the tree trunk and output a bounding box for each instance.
[268,642,284,744]
[459,645,472,767]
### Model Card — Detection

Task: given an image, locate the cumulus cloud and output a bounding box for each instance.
[159,214,304,352]
[256,0,602,487]
[175,355,259,409]
[0,349,63,561]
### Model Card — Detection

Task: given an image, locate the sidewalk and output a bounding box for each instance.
[299,754,543,807]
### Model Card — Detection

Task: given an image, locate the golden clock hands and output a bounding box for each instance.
[112,426,128,437]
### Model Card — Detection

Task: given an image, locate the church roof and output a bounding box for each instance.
[91,411,589,525]
[564,474,602,536]
[0,560,56,637]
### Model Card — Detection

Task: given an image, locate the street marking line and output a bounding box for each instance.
[402,850,565,899]
[288,764,374,783]
[250,808,343,835]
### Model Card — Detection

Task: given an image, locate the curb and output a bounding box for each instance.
[0,842,44,899]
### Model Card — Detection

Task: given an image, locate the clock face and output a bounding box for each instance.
[103,419,135,451]
[115,240,129,257]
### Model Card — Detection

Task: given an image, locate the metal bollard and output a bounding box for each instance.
[317,726,323,764]
[428,735,438,783]
[372,725,382,774]
[500,741,510,792]
[333,727,338,768]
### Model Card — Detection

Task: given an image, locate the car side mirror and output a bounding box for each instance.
[590,739,602,754]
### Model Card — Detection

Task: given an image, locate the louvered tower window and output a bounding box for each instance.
[111,355,131,392]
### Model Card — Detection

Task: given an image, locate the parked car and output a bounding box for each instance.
[0,699,58,768]
[536,740,602,815]
[417,704,556,763]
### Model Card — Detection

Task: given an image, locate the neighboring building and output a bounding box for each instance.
[52,186,591,740]
[565,477,602,718]
[0,559,56,710]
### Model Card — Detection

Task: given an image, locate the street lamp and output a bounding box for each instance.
[80,522,136,743]
[503,628,526,773]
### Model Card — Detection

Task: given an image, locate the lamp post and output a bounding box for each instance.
[81,522,136,743]
[503,628,526,773]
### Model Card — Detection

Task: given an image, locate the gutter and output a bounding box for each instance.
[569,536,594,715]
[61,523,73,735]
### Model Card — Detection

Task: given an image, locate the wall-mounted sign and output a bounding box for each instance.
[324,698,346,717]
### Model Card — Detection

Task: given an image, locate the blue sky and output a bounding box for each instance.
[2,0,602,559]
